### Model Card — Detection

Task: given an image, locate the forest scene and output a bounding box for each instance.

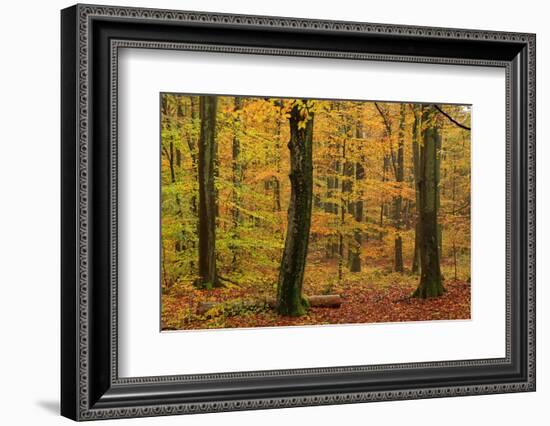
[160,93,471,331]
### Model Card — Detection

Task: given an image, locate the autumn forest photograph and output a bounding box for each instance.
[160,93,472,331]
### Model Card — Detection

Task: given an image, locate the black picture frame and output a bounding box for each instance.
[61,4,536,421]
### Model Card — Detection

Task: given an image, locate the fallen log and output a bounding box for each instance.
[197,294,342,316]
[305,295,342,308]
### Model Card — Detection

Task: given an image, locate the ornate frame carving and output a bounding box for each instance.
[61,4,535,421]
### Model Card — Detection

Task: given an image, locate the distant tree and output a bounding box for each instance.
[348,123,365,273]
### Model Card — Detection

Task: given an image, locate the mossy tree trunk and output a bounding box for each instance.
[277,101,314,316]
[197,95,220,289]
[413,105,445,298]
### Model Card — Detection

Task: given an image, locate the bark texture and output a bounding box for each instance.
[277,101,314,316]
[197,95,220,289]
[393,104,406,272]
[413,106,445,298]
[411,104,422,273]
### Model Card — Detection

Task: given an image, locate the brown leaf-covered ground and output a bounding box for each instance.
[161,267,471,330]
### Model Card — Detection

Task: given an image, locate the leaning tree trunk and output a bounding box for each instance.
[196,95,220,289]
[413,105,444,298]
[277,101,314,316]
[393,104,405,273]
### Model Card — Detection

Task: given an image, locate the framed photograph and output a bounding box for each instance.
[61,4,536,421]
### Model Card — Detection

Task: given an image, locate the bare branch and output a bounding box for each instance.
[433,105,471,131]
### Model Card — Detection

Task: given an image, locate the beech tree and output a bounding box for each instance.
[276,100,315,316]
[413,105,444,298]
[411,104,422,273]
[393,104,406,273]
[197,95,220,289]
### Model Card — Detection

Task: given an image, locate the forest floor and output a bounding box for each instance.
[161,260,471,331]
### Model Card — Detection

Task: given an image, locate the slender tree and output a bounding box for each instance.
[161,96,184,252]
[413,105,445,298]
[196,95,220,289]
[393,104,405,272]
[339,145,350,281]
[347,122,365,272]
[375,103,394,242]
[186,97,199,216]
[273,117,282,212]
[324,158,340,257]
[348,164,364,272]
[411,104,422,273]
[277,100,314,316]
[230,97,243,267]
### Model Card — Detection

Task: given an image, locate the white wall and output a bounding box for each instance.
[0,0,546,424]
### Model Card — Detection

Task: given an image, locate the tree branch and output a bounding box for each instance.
[454,200,471,214]
[374,103,398,179]
[162,145,171,160]
[433,105,471,131]
[374,102,393,136]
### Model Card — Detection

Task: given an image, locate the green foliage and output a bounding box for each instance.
[160,94,472,329]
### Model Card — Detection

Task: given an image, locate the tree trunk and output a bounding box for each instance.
[379,155,389,241]
[340,151,353,279]
[230,97,242,268]
[412,222,421,273]
[451,156,458,281]
[273,117,282,212]
[349,210,362,273]
[349,126,365,272]
[411,104,422,274]
[196,96,220,289]
[393,104,405,273]
[435,118,443,262]
[324,160,340,258]
[187,97,199,216]
[413,105,444,298]
[277,101,314,316]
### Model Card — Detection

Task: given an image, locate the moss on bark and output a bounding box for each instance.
[413,106,445,298]
[277,101,314,316]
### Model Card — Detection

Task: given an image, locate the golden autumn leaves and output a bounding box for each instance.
[160,94,471,330]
